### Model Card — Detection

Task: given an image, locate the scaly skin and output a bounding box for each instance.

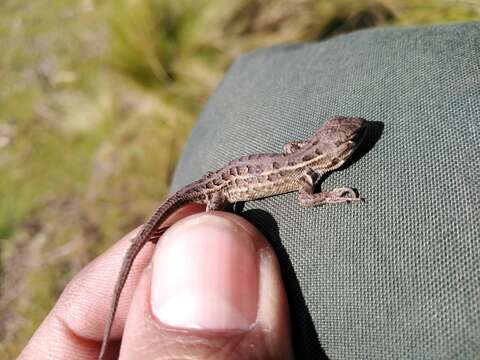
[99,115,367,359]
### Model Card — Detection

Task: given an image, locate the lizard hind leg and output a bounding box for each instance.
[297,170,361,208]
[206,191,230,211]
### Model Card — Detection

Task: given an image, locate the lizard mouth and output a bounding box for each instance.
[339,121,368,160]
[351,120,368,150]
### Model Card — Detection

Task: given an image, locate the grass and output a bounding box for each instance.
[0,0,478,357]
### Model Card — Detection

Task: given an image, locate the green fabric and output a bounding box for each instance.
[171,22,480,359]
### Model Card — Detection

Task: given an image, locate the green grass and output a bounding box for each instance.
[0,0,478,357]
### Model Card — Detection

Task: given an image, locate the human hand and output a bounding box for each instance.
[19,205,293,359]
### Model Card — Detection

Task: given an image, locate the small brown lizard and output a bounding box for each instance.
[98,115,367,359]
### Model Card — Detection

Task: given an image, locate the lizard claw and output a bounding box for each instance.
[331,187,360,199]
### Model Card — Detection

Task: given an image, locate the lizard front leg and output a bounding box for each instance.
[297,169,361,208]
[283,141,308,154]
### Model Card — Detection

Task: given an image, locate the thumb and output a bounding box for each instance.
[119,212,293,360]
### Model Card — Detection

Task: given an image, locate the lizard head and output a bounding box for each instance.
[308,116,367,171]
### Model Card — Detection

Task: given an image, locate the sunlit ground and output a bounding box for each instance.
[0,0,478,357]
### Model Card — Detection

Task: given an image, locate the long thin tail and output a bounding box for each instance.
[98,194,187,359]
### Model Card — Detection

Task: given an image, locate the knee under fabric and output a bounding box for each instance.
[171,22,480,359]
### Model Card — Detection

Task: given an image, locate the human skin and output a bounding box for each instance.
[19,205,293,360]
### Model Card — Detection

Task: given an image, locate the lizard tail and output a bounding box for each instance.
[98,194,189,360]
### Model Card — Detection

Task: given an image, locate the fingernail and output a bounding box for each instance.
[151,214,259,331]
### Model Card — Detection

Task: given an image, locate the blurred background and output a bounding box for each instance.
[0,0,478,357]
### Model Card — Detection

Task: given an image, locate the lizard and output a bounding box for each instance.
[98,115,367,359]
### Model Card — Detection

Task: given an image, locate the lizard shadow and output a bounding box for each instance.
[321,120,384,187]
[237,207,330,360]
